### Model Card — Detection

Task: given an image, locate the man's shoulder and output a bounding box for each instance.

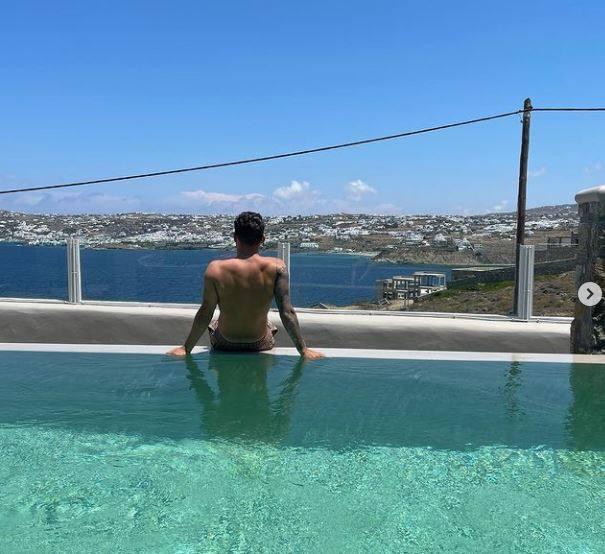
[206,255,284,275]
[258,255,286,271]
[259,255,283,265]
[205,259,225,277]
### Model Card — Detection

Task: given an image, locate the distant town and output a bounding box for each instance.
[0,204,578,265]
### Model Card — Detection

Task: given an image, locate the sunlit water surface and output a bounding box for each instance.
[1,352,604,552]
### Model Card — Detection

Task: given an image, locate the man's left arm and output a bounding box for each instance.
[168,266,219,356]
[274,262,324,360]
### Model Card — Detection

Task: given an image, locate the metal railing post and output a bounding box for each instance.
[66,237,82,304]
[277,242,291,288]
[516,244,534,320]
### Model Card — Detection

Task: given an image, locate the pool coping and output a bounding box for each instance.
[0,297,573,324]
[0,343,602,364]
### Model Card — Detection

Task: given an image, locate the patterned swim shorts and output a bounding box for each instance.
[208,320,278,352]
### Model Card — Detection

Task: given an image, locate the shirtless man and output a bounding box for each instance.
[168,212,324,360]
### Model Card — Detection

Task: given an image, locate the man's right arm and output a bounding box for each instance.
[168,264,219,356]
[274,262,324,360]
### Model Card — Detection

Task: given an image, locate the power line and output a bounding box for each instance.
[0,109,522,195]
[1,106,604,196]
[531,107,605,112]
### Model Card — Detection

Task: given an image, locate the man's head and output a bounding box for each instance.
[234,211,265,248]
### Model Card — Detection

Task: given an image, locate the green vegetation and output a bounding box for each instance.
[409,272,574,316]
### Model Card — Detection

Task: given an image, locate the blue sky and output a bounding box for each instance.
[1,1,604,215]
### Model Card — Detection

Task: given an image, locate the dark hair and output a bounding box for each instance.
[234,211,265,245]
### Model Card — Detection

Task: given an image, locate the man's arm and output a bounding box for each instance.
[274,263,324,360]
[168,265,219,356]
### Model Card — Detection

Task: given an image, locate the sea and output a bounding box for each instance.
[0,243,453,307]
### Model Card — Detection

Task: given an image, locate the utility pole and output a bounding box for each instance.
[513,98,532,316]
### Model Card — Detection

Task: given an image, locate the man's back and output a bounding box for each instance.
[170,211,322,359]
[210,254,281,341]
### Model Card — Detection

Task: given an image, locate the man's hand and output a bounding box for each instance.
[301,348,324,360]
[167,345,188,357]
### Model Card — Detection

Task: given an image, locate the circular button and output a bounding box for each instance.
[578,282,603,307]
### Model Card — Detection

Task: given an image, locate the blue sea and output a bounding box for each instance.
[0,243,452,307]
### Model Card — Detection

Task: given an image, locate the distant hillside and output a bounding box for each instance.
[492,203,577,218]
[526,203,577,215]
[0,203,580,219]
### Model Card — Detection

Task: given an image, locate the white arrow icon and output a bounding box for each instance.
[578,282,603,307]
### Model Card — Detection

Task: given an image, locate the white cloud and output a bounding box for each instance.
[584,162,603,174]
[182,190,264,204]
[11,193,46,207]
[492,199,509,212]
[0,177,396,216]
[273,180,318,201]
[179,189,270,214]
[270,180,323,214]
[371,203,400,215]
[529,166,547,178]
[345,179,377,201]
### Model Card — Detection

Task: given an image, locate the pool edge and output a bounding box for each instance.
[0,343,601,364]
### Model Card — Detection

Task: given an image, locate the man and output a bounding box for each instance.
[168,211,324,360]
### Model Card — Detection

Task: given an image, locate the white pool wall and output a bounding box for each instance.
[0,299,573,354]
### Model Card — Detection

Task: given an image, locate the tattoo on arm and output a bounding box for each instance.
[274,264,307,353]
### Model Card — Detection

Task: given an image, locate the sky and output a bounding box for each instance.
[1,1,604,216]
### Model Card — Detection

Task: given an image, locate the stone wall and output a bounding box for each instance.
[449,258,576,289]
[570,186,605,353]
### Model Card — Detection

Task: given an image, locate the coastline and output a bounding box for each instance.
[0,242,455,307]
[0,240,380,258]
[0,242,467,273]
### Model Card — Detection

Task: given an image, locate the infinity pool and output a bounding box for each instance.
[1,350,604,552]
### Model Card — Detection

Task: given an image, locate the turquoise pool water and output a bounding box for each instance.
[1,352,604,552]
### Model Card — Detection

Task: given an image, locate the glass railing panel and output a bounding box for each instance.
[80,244,285,304]
[406,242,518,316]
[0,242,67,300]
[81,247,243,304]
[0,214,581,320]
[0,196,582,318]
[289,248,453,310]
[531,242,578,317]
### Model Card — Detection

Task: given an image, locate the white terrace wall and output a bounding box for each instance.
[0,301,570,353]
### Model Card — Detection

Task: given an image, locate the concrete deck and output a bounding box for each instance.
[0,299,572,353]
